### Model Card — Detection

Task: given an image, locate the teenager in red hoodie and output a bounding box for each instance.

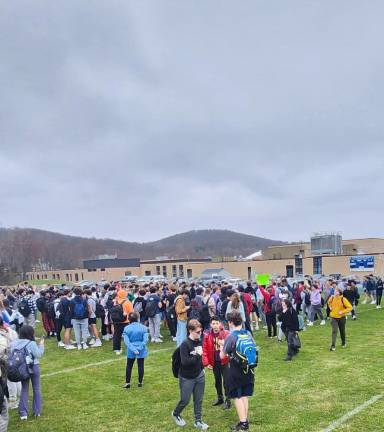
[202,316,231,409]
[259,285,277,338]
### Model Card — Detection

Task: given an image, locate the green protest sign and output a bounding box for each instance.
[256,273,270,286]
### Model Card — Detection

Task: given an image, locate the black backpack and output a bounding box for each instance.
[172,347,181,378]
[145,297,157,318]
[95,301,105,318]
[110,301,126,323]
[7,342,32,382]
[18,299,32,318]
[36,297,47,313]
[47,302,56,320]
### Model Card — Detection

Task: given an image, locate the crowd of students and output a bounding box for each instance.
[0,273,381,431]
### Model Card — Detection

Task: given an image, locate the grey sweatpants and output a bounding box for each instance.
[148,314,161,341]
[174,370,205,422]
[72,319,89,345]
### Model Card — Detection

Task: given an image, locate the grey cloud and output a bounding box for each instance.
[1,1,384,242]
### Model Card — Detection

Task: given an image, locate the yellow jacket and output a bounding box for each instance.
[327,295,353,319]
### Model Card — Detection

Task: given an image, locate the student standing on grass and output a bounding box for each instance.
[69,287,89,350]
[307,284,326,327]
[84,289,102,347]
[328,287,353,351]
[259,285,277,338]
[202,316,231,410]
[342,282,359,320]
[122,312,149,389]
[278,299,300,361]
[111,289,133,355]
[60,289,76,350]
[10,325,44,420]
[145,286,163,343]
[172,319,209,430]
[175,290,191,347]
[220,311,255,431]
[375,276,383,309]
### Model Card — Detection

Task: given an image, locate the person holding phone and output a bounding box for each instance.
[10,325,44,420]
[172,319,208,430]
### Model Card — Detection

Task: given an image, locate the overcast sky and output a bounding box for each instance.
[1,1,384,243]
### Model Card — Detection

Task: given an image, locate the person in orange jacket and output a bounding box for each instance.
[112,289,133,355]
[202,316,231,409]
[327,286,352,351]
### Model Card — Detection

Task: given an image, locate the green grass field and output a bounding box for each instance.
[8,305,384,432]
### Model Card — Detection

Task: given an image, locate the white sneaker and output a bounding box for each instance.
[58,341,65,347]
[20,416,28,420]
[158,334,164,339]
[102,335,110,341]
[376,305,381,309]
[65,344,76,350]
[154,339,163,343]
[172,411,186,427]
[35,320,41,323]
[88,338,95,345]
[82,343,88,350]
[194,421,209,430]
[77,344,82,350]
[91,339,102,347]
[320,320,326,325]
[172,337,177,342]
[370,301,376,305]
[307,322,314,326]
[114,350,122,355]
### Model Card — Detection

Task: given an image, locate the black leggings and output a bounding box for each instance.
[376,289,383,306]
[126,358,144,384]
[55,319,63,342]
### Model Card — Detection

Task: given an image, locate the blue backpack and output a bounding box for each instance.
[233,330,258,372]
[73,298,87,319]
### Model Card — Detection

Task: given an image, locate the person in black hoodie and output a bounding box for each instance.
[172,319,209,430]
[343,282,359,319]
[278,299,300,361]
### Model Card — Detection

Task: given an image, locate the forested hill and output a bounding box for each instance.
[0,228,284,282]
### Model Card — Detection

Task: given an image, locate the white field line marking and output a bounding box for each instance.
[41,347,172,378]
[321,394,383,432]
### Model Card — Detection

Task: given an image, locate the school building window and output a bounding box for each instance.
[247,267,252,280]
[162,266,167,278]
[145,270,151,276]
[172,265,177,278]
[313,256,322,275]
[57,274,60,280]
[179,265,184,277]
[66,274,69,281]
[187,269,192,279]
[75,273,79,282]
[295,255,303,276]
[156,266,161,275]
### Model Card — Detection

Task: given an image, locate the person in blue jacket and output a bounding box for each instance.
[122,311,149,389]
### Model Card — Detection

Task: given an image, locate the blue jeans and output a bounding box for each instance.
[176,320,187,347]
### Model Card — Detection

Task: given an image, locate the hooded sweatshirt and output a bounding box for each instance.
[116,290,133,323]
